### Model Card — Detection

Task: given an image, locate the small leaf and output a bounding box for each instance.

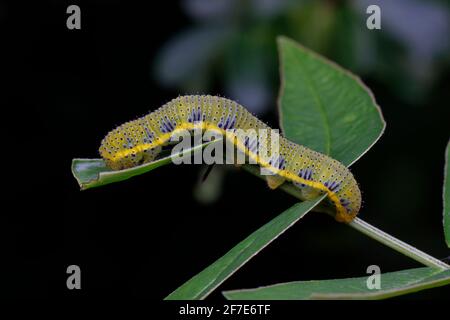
[71,140,219,190]
[165,197,325,300]
[444,140,450,248]
[223,267,450,300]
[277,36,385,166]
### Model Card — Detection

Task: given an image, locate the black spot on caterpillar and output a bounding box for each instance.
[99,95,361,222]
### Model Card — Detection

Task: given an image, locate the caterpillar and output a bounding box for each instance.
[99,95,361,223]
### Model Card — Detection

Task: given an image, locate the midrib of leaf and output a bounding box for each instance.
[292,52,332,155]
[243,165,450,270]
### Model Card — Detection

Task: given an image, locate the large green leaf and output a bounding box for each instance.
[277,36,385,166]
[444,140,450,248]
[223,267,450,300]
[165,198,325,300]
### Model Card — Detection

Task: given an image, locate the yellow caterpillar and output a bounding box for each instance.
[99,95,361,223]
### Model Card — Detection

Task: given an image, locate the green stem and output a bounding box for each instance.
[242,165,450,270]
[349,218,449,270]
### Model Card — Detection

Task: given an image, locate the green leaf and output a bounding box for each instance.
[444,140,450,248]
[277,36,385,166]
[223,267,450,300]
[71,140,219,190]
[165,197,325,300]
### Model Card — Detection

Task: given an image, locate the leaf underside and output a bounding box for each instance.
[71,140,219,190]
[223,267,450,300]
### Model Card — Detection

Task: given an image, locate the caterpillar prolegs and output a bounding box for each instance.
[99,95,361,222]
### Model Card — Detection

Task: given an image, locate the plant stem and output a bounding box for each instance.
[242,165,450,270]
[349,218,449,270]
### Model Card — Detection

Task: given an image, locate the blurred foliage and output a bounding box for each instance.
[153,0,450,113]
[193,165,226,205]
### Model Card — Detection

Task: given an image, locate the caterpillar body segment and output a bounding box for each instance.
[99,95,361,223]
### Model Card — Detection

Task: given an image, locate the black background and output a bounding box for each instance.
[4,0,450,300]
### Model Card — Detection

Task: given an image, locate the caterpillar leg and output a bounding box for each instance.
[299,186,322,200]
[266,175,286,189]
[201,164,215,182]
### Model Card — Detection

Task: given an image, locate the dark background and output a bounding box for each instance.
[4,0,450,299]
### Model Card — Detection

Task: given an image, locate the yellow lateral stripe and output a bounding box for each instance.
[106,122,347,218]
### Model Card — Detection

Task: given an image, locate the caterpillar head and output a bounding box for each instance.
[99,124,160,170]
